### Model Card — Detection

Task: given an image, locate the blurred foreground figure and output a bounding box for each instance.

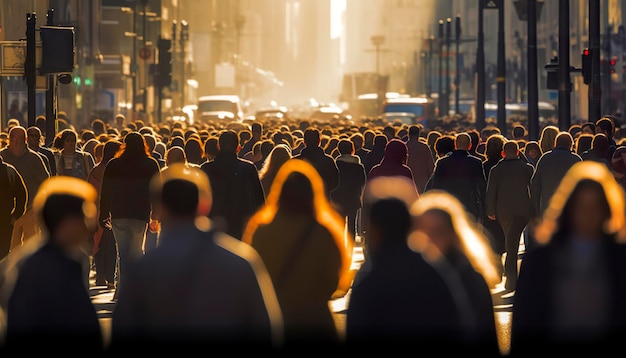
[346,176,462,352]
[511,161,626,356]
[410,190,501,356]
[110,164,283,351]
[242,159,352,349]
[0,176,103,353]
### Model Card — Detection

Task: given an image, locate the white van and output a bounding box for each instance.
[197,95,244,123]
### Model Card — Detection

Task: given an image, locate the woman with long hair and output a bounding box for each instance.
[410,190,501,356]
[258,144,292,195]
[242,159,352,348]
[511,161,626,356]
[52,128,95,180]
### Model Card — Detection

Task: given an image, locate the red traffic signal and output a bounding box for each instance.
[610,57,617,74]
[581,48,591,84]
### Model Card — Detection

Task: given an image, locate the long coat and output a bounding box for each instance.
[486,157,535,222]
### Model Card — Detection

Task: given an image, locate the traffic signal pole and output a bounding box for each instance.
[589,0,601,121]
[557,0,571,131]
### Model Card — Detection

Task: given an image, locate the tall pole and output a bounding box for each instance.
[444,17,451,117]
[527,0,540,141]
[455,15,461,114]
[142,0,147,114]
[45,9,57,146]
[497,0,507,134]
[438,20,444,116]
[603,26,613,116]
[26,13,37,128]
[557,0,571,131]
[476,3,486,131]
[131,4,137,116]
[589,0,601,122]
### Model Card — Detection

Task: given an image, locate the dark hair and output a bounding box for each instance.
[337,139,354,155]
[41,194,86,235]
[218,130,239,153]
[160,179,199,217]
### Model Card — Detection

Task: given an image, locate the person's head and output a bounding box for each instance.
[383,139,408,165]
[350,132,364,150]
[53,129,79,153]
[554,131,574,150]
[217,130,239,153]
[337,138,355,156]
[410,190,501,288]
[303,128,321,147]
[408,125,422,139]
[539,125,559,153]
[33,176,98,249]
[184,137,205,165]
[502,140,519,159]
[466,129,481,152]
[434,135,455,158]
[524,140,541,160]
[251,122,263,138]
[512,124,528,141]
[484,134,505,161]
[165,146,187,166]
[581,121,596,135]
[454,132,472,151]
[203,136,219,161]
[8,125,27,154]
[575,133,594,154]
[26,126,43,149]
[91,118,106,135]
[535,161,626,244]
[259,144,292,180]
[101,139,122,166]
[596,117,615,138]
[114,114,126,128]
[150,163,212,226]
[116,131,150,158]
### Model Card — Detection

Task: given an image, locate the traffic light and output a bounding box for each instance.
[610,56,617,74]
[156,37,172,88]
[581,48,591,85]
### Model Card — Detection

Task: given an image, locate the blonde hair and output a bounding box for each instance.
[534,160,626,244]
[410,190,502,288]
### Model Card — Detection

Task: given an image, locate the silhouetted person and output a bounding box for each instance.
[1,177,103,353]
[200,130,265,240]
[511,161,626,356]
[293,128,339,198]
[110,164,283,351]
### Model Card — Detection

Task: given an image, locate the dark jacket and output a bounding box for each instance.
[530,147,582,217]
[5,243,103,352]
[99,153,161,222]
[293,146,339,197]
[510,236,626,356]
[486,157,534,221]
[331,155,366,216]
[427,150,487,220]
[200,151,265,240]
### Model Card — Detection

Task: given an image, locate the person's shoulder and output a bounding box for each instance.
[213,231,265,267]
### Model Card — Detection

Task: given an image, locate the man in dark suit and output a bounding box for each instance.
[200,130,265,240]
[426,132,486,222]
[486,140,535,292]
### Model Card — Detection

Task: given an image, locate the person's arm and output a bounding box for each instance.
[9,166,27,221]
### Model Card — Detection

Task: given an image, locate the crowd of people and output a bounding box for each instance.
[0,111,625,354]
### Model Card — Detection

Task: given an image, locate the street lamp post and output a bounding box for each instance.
[444,17,452,118]
[438,20,444,117]
[455,15,461,114]
[371,35,386,111]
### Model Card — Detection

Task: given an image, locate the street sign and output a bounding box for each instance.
[0,41,42,76]
[139,45,152,60]
[482,0,502,10]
